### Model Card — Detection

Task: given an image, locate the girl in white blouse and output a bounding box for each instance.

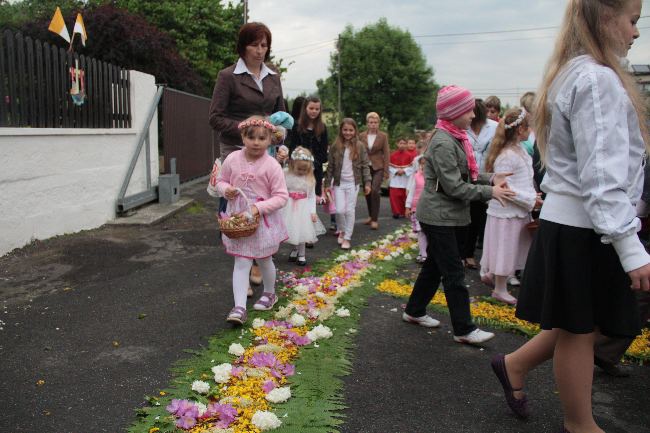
[480,108,540,305]
[491,1,650,432]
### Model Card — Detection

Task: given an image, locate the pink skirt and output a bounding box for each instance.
[480,215,532,277]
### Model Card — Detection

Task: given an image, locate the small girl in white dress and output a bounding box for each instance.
[282,147,326,265]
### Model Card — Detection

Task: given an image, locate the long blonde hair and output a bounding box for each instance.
[485,108,530,173]
[535,0,649,162]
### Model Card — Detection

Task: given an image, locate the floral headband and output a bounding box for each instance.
[291,149,314,162]
[238,118,277,132]
[504,109,527,130]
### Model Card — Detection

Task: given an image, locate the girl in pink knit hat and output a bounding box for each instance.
[402,85,515,345]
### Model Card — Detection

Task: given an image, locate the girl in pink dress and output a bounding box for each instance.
[215,116,289,325]
[405,156,427,264]
[480,108,541,305]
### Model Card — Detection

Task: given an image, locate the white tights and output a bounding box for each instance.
[233,256,276,308]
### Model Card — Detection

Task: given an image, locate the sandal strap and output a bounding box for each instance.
[229,306,247,316]
[256,293,277,307]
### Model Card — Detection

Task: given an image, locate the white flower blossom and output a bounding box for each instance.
[212,363,232,383]
[275,306,292,319]
[254,343,282,353]
[390,251,401,258]
[191,380,211,395]
[306,324,333,341]
[265,386,291,403]
[196,402,207,417]
[383,255,393,261]
[293,284,310,296]
[315,291,327,300]
[289,314,306,327]
[251,410,282,430]
[228,343,245,357]
[335,307,350,318]
[403,253,412,260]
[252,318,266,329]
[386,235,394,241]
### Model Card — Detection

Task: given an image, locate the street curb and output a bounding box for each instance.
[107,197,195,226]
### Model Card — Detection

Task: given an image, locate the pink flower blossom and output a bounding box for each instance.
[231,366,245,378]
[204,403,238,428]
[262,380,277,393]
[177,414,197,429]
[249,352,279,369]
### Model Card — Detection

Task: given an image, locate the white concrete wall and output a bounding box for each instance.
[0,70,159,256]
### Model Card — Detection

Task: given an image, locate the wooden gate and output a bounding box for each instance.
[160,87,216,182]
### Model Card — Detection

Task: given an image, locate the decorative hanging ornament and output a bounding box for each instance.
[69,58,86,106]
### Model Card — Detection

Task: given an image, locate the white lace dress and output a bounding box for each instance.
[282,173,326,245]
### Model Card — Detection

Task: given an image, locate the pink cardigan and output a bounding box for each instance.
[216,150,288,215]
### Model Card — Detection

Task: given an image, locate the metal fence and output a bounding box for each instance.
[0,29,131,128]
[160,87,215,182]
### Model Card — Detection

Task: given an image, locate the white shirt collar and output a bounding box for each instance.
[234,58,276,77]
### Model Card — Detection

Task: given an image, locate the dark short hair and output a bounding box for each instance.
[236,22,272,61]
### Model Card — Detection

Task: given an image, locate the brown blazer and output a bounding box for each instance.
[208,63,285,159]
[359,130,390,180]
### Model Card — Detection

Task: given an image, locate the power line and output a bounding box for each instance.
[413,25,558,39]
[420,35,555,46]
[275,19,650,59]
[274,38,336,54]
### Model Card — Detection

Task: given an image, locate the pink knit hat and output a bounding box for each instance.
[436,85,475,120]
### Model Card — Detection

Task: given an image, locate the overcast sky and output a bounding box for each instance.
[249,0,650,107]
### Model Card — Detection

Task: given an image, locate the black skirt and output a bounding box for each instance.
[516,220,642,338]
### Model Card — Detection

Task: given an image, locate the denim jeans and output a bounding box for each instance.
[405,222,477,336]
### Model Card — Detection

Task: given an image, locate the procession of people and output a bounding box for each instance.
[207,1,650,432]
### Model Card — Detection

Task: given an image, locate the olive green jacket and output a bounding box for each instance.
[415,130,493,226]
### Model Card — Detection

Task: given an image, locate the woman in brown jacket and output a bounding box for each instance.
[208,22,285,161]
[358,112,390,229]
[208,22,285,291]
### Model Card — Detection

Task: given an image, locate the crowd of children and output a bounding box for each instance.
[205,6,650,431]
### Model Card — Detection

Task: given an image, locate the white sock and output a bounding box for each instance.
[233,257,253,308]
[256,256,276,294]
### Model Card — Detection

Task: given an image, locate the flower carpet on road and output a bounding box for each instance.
[131,227,649,433]
[130,228,416,433]
[376,279,650,362]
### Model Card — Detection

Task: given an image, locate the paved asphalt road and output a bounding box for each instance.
[1,181,648,433]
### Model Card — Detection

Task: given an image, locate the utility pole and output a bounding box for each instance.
[243,0,249,24]
[337,34,342,118]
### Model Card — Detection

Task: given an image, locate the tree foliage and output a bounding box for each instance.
[8,4,204,94]
[317,18,438,136]
[0,0,245,96]
[114,0,243,95]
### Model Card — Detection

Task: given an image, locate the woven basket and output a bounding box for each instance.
[218,213,260,239]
